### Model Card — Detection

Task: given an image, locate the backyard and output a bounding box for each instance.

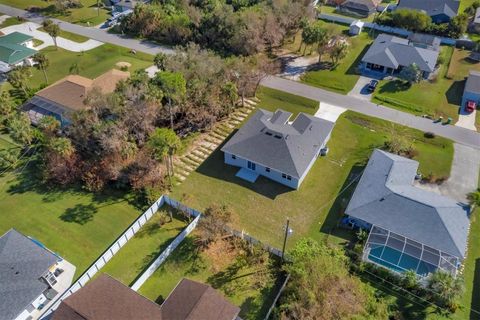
[171,88,454,249]
[138,234,285,320]
[0,0,110,25]
[372,47,480,127]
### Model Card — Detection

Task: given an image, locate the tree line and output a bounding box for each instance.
[119,0,313,56]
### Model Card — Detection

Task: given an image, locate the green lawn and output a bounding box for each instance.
[99,209,188,286]
[256,87,319,117]
[2,44,153,96]
[38,27,90,43]
[0,0,109,26]
[372,46,464,123]
[138,235,284,319]
[301,30,374,94]
[0,16,23,28]
[170,89,453,249]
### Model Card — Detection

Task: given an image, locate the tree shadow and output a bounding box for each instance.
[60,203,98,225]
[194,131,292,200]
[319,164,366,244]
[377,80,410,94]
[470,259,480,320]
[445,79,465,106]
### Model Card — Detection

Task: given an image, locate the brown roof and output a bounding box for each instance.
[161,278,240,320]
[35,69,129,112]
[51,274,163,320]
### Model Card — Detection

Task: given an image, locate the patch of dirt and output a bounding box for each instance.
[115,61,132,68]
[204,238,238,273]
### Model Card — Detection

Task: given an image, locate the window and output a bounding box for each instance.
[287,175,292,180]
[266,167,271,172]
[265,131,273,136]
[231,155,236,160]
[274,135,282,139]
[282,173,287,178]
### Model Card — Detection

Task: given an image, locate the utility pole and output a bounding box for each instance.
[281,218,292,263]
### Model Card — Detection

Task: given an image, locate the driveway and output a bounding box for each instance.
[1,21,103,51]
[314,102,346,122]
[348,75,375,101]
[416,143,480,203]
[456,107,477,131]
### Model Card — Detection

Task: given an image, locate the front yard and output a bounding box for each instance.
[170,89,454,249]
[138,234,284,320]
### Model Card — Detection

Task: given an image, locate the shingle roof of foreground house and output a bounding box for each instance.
[397,0,459,19]
[464,70,480,95]
[0,31,36,65]
[346,149,470,259]
[362,33,440,73]
[221,109,334,179]
[0,229,59,320]
[161,278,240,320]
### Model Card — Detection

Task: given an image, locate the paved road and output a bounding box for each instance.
[262,76,480,149]
[0,4,173,55]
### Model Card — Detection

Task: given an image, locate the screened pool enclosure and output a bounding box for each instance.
[363,225,461,277]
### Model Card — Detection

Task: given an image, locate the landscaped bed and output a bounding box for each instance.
[99,207,188,286]
[138,234,284,319]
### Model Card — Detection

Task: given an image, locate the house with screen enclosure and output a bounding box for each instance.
[221,108,335,189]
[344,149,470,278]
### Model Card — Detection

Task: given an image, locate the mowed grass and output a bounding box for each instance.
[38,27,90,43]
[99,209,188,286]
[372,47,469,123]
[256,86,319,116]
[301,29,374,94]
[0,0,109,26]
[138,235,284,319]
[1,44,153,95]
[170,89,454,248]
[0,16,24,28]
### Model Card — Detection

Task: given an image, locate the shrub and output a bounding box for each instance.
[424,131,436,138]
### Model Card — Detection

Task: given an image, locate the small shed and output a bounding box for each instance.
[349,20,364,36]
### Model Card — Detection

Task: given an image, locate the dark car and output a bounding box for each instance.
[367,80,379,92]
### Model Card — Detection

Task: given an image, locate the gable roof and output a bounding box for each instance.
[52,274,164,320]
[161,278,240,320]
[397,0,459,18]
[0,229,59,320]
[221,109,335,178]
[362,33,439,73]
[346,149,470,258]
[464,70,480,95]
[0,32,33,45]
[34,69,130,112]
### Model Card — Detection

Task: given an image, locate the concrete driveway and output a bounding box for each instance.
[314,102,346,122]
[456,107,477,131]
[417,143,480,203]
[348,75,376,100]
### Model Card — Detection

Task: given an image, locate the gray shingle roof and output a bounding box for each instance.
[346,150,470,259]
[397,0,459,18]
[0,229,59,320]
[464,70,480,95]
[221,109,334,178]
[341,0,377,12]
[362,34,440,73]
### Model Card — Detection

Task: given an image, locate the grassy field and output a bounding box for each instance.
[99,208,188,286]
[301,29,374,94]
[0,15,23,28]
[138,235,284,319]
[0,0,109,26]
[372,47,476,124]
[170,89,454,249]
[38,27,90,43]
[256,86,319,117]
[1,44,153,96]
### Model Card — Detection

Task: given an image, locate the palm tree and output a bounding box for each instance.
[428,271,464,308]
[467,189,480,208]
[153,71,186,130]
[43,20,60,49]
[7,66,31,97]
[49,137,74,158]
[147,128,181,184]
[33,52,49,84]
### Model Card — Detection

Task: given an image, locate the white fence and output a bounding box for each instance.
[39,195,168,319]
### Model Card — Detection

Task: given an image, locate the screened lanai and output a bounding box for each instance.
[364,225,461,277]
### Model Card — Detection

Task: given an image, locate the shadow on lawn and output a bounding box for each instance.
[195,132,292,200]
[445,79,465,106]
[377,80,410,94]
[470,259,480,320]
[60,203,98,225]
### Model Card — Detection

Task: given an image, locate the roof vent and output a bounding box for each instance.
[274,135,282,139]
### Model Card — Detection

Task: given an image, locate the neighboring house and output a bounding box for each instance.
[339,0,380,17]
[461,70,480,111]
[361,33,440,79]
[397,0,460,23]
[221,109,335,189]
[407,33,441,51]
[345,150,470,278]
[0,31,37,73]
[0,229,75,320]
[52,275,240,320]
[23,69,130,127]
[349,20,365,35]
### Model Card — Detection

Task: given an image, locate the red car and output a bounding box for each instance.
[466,100,477,113]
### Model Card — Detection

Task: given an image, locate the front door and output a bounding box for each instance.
[247,161,256,171]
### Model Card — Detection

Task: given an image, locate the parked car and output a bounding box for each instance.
[465,100,477,113]
[367,80,379,92]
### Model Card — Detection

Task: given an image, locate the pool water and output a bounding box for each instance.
[368,246,437,276]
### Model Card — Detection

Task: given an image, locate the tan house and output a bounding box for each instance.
[23,69,130,127]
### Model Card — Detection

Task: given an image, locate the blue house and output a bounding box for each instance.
[397,0,459,24]
[345,150,470,278]
[221,109,335,189]
[461,70,480,111]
